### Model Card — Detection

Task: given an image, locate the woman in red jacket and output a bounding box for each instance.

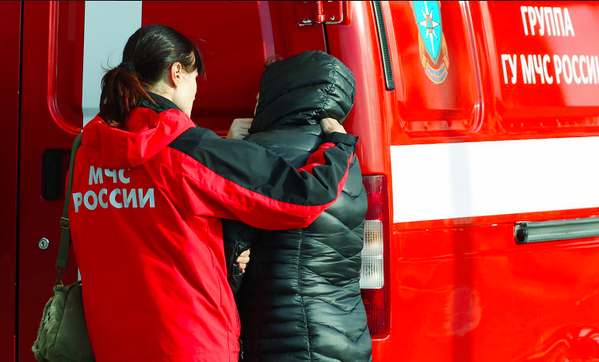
[69,24,357,362]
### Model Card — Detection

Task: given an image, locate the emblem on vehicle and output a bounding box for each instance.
[411,1,450,84]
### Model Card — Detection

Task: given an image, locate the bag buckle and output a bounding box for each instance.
[60,217,69,230]
[54,269,65,288]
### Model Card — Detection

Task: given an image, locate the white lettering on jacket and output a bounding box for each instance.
[73,166,154,212]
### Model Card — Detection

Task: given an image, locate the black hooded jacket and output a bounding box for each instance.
[223,50,372,362]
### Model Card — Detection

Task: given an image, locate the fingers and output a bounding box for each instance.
[320,117,346,135]
[227,118,253,139]
[235,118,252,131]
[236,249,251,273]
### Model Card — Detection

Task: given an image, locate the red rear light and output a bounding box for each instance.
[361,175,390,338]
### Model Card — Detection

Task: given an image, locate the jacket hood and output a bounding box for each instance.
[250,50,356,134]
[83,93,195,169]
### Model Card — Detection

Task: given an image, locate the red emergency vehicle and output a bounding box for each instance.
[2,1,599,361]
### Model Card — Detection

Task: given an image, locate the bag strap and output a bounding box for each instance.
[55,132,82,285]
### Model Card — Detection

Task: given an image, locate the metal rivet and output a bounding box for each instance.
[38,238,50,250]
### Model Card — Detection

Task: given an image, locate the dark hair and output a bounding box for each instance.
[264,55,284,68]
[99,24,203,128]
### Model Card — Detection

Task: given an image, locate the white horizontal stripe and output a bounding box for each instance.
[391,137,599,223]
[82,1,142,126]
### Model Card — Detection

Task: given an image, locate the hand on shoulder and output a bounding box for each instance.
[227,118,253,139]
[320,117,347,135]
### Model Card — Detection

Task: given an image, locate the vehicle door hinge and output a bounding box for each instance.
[295,1,348,26]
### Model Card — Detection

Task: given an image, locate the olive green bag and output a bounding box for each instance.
[32,133,95,362]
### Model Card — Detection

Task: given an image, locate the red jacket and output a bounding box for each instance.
[68,95,357,362]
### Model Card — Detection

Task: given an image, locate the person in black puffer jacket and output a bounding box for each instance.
[223,50,372,362]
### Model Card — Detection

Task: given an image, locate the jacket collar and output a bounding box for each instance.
[141,92,183,114]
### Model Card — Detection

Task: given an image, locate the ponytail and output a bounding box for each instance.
[99,63,153,128]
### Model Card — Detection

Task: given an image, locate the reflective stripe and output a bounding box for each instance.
[82,1,142,126]
[391,137,599,223]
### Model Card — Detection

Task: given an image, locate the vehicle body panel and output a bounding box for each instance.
[0,2,22,360]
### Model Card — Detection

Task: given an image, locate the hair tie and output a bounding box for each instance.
[119,62,136,73]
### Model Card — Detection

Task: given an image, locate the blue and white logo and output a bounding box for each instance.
[413,1,442,63]
[411,1,449,84]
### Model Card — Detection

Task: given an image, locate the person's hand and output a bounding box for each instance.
[320,117,347,135]
[227,118,253,139]
[236,249,251,273]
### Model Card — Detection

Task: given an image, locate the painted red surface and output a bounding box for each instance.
[0,2,21,361]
